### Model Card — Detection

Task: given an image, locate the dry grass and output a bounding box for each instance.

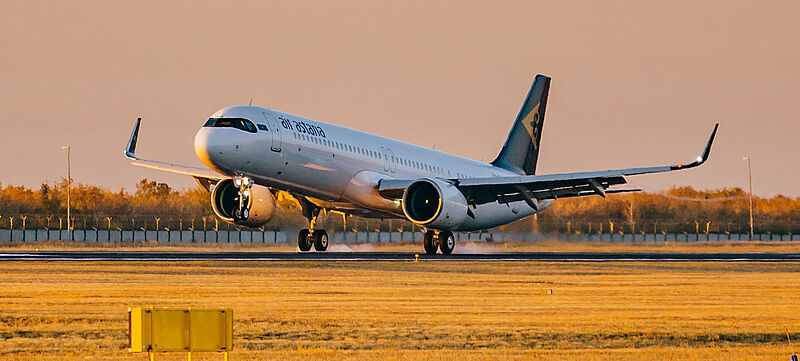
[1,261,799,360]
[3,239,800,253]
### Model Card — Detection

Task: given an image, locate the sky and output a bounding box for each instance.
[1,0,798,197]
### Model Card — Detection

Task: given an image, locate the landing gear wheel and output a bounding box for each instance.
[439,231,455,255]
[423,231,438,254]
[313,230,329,252]
[298,229,312,252]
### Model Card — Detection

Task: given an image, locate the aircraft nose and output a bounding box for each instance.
[194,127,223,171]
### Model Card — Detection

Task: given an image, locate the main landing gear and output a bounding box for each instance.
[297,198,328,252]
[298,229,328,252]
[423,230,455,255]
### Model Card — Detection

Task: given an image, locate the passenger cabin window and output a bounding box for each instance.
[204,118,257,133]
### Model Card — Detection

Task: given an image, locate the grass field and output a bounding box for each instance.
[1,260,799,360]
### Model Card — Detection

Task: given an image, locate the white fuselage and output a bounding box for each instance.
[193,105,539,231]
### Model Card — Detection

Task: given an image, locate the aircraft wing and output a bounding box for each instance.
[125,118,225,190]
[380,123,717,210]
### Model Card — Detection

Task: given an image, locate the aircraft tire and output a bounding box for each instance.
[423,231,437,254]
[439,231,455,255]
[313,230,329,252]
[298,229,312,252]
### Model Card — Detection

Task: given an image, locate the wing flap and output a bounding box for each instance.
[469,176,627,205]
[494,178,629,204]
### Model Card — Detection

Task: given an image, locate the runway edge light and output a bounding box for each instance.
[129,306,233,360]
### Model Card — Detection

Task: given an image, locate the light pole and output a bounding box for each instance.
[62,146,71,231]
[742,156,753,237]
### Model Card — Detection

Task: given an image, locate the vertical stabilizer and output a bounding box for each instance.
[490,74,550,175]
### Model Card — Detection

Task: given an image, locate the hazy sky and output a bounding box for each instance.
[2,1,798,197]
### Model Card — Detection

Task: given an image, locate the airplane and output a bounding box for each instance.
[125,74,718,254]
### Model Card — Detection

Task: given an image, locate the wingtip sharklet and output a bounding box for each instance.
[670,123,718,170]
[701,123,719,161]
[125,117,141,159]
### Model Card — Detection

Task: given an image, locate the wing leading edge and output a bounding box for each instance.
[379,123,718,209]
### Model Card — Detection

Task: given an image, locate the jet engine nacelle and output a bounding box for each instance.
[402,178,468,230]
[211,178,275,227]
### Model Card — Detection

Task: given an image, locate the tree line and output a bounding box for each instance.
[527,186,799,234]
[0,179,797,234]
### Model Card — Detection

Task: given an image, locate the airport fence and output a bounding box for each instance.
[0,229,486,243]
[0,214,794,236]
[0,229,797,243]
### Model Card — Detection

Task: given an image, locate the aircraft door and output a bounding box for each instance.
[387,148,397,173]
[262,113,282,152]
[381,147,390,172]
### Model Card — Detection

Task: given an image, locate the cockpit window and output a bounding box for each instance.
[204,118,257,133]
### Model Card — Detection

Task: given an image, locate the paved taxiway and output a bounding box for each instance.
[1,251,799,262]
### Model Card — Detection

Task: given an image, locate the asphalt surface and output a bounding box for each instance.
[1,251,799,262]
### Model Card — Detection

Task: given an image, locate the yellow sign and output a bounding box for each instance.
[129,307,233,357]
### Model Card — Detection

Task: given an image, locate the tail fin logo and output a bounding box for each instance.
[521,103,542,149]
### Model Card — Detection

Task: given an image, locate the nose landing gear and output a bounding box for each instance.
[232,177,254,222]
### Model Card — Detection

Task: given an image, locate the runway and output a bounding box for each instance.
[1,251,800,262]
